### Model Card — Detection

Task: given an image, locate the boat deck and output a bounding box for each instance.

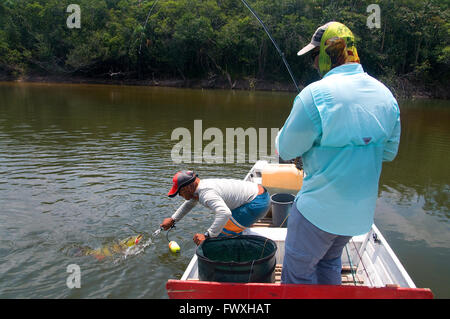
[272,264,364,286]
[186,263,362,285]
[253,215,365,286]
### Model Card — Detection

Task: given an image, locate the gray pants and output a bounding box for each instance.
[281,204,351,285]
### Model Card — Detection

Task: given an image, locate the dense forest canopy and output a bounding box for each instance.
[0,0,448,96]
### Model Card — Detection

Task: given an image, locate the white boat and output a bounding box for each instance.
[166,160,433,299]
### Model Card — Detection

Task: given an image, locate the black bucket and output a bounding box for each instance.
[196,235,277,283]
[270,193,295,227]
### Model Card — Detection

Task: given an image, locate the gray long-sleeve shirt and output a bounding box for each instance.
[171,179,259,237]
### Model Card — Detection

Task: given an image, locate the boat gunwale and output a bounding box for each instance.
[166,279,433,299]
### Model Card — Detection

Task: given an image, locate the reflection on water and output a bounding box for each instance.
[0,83,448,298]
[374,99,450,298]
[377,100,450,246]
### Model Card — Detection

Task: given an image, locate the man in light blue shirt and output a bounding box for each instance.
[276,22,400,285]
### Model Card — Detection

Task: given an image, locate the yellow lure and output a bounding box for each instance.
[168,241,180,253]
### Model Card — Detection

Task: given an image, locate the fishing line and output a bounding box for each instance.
[279,213,290,228]
[350,238,373,286]
[240,0,300,92]
[150,226,173,242]
[344,244,358,286]
[165,225,176,242]
[240,1,304,167]
[136,0,300,92]
[138,0,160,55]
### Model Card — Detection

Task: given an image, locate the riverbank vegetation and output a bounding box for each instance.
[0,0,448,98]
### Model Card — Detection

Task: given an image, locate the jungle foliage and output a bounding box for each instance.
[0,0,448,95]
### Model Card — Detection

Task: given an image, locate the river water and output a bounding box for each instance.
[0,82,448,298]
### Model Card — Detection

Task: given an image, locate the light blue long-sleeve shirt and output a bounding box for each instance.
[276,63,400,236]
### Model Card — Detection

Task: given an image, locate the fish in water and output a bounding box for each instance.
[75,235,143,260]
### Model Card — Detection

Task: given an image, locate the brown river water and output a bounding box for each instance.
[0,82,448,298]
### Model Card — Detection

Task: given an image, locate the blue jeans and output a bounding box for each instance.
[281,204,351,285]
[219,190,270,237]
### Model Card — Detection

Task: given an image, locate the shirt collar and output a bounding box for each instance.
[323,63,364,78]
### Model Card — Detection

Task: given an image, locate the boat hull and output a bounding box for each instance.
[166,280,433,299]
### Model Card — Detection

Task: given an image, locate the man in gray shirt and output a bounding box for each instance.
[161,170,270,245]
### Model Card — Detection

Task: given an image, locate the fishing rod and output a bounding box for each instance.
[241,0,303,168]
[240,0,300,93]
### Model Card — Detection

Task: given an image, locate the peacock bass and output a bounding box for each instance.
[78,235,143,260]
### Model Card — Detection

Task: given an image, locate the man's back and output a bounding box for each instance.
[278,63,400,236]
[197,179,259,211]
[309,63,399,148]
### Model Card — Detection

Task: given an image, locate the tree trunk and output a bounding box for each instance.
[380,20,387,53]
[415,37,422,66]
[206,53,234,89]
[257,39,266,79]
